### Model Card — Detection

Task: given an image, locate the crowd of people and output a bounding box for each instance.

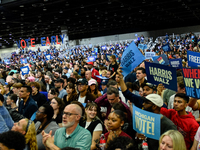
[0,31,200,150]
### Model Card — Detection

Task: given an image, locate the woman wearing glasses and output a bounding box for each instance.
[35,104,59,150]
[50,97,65,124]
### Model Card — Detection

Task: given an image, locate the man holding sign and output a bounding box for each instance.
[134,94,177,150]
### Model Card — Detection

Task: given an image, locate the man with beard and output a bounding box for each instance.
[135,94,177,150]
[54,79,67,99]
[42,104,92,150]
[80,67,87,78]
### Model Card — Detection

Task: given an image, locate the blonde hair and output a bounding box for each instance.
[24,119,38,150]
[159,130,186,150]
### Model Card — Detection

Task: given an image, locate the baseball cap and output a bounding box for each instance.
[87,62,93,65]
[76,78,88,85]
[88,79,96,86]
[144,94,163,107]
[63,67,68,70]
[101,79,109,85]
[55,78,64,84]
[141,82,157,91]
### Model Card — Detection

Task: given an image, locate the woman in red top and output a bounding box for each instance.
[105,110,132,144]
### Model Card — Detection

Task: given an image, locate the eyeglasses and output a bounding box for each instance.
[63,112,78,117]
[36,110,45,114]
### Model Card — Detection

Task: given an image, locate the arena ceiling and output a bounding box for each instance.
[0,0,200,47]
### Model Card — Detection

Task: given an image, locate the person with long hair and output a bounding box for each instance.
[88,79,102,99]
[35,104,59,150]
[11,118,38,150]
[108,55,118,80]
[50,97,64,124]
[159,130,187,150]
[63,83,78,106]
[47,88,59,102]
[105,110,131,145]
[79,102,103,150]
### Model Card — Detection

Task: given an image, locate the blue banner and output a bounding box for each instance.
[138,44,147,50]
[132,105,160,140]
[94,48,98,53]
[169,58,182,69]
[187,51,200,67]
[162,43,171,52]
[20,66,29,75]
[121,42,145,77]
[95,75,109,80]
[145,61,177,91]
[145,52,156,59]
[182,68,200,98]
[87,56,96,62]
[20,58,27,64]
[106,54,112,61]
[45,54,52,60]
[153,54,169,65]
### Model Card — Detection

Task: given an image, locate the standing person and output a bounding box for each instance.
[42,104,92,150]
[35,104,59,150]
[87,62,101,85]
[134,67,147,87]
[108,55,118,80]
[79,102,103,150]
[63,83,78,106]
[18,85,38,119]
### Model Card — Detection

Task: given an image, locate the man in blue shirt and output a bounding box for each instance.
[42,104,92,150]
[18,85,38,119]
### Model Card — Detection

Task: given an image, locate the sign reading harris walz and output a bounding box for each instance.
[15,35,65,48]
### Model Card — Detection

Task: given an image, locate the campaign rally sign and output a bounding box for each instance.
[153,54,169,65]
[20,58,27,64]
[121,42,145,77]
[95,75,109,80]
[169,58,182,69]
[152,56,159,61]
[88,56,96,62]
[133,105,160,140]
[182,68,200,98]
[145,61,177,91]
[45,54,52,60]
[94,48,98,53]
[162,43,171,52]
[106,54,112,61]
[20,66,29,75]
[187,51,200,67]
[145,52,156,60]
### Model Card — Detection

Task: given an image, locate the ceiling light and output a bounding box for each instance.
[59,10,63,13]
[21,13,24,16]
[80,5,84,9]
[2,16,6,19]
[43,7,47,11]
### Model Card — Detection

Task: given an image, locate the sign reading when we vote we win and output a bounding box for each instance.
[133,105,160,140]
[182,68,200,98]
[145,61,177,91]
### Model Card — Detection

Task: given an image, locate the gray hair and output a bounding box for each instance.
[107,87,119,97]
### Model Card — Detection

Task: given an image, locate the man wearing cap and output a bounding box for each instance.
[76,78,95,103]
[63,67,70,78]
[101,79,109,94]
[87,62,101,85]
[136,94,177,150]
[54,79,67,99]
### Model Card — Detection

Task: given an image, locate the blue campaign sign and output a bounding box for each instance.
[132,105,160,140]
[162,43,171,52]
[138,44,144,50]
[20,58,27,64]
[45,54,52,60]
[82,103,86,107]
[4,59,10,65]
[182,68,200,98]
[106,54,112,61]
[152,56,159,61]
[20,66,29,75]
[145,61,177,91]
[121,41,145,77]
[169,58,182,69]
[95,75,109,80]
[94,48,98,53]
[145,52,156,59]
[153,54,169,65]
[187,50,200,67]
[88,56,96,62]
